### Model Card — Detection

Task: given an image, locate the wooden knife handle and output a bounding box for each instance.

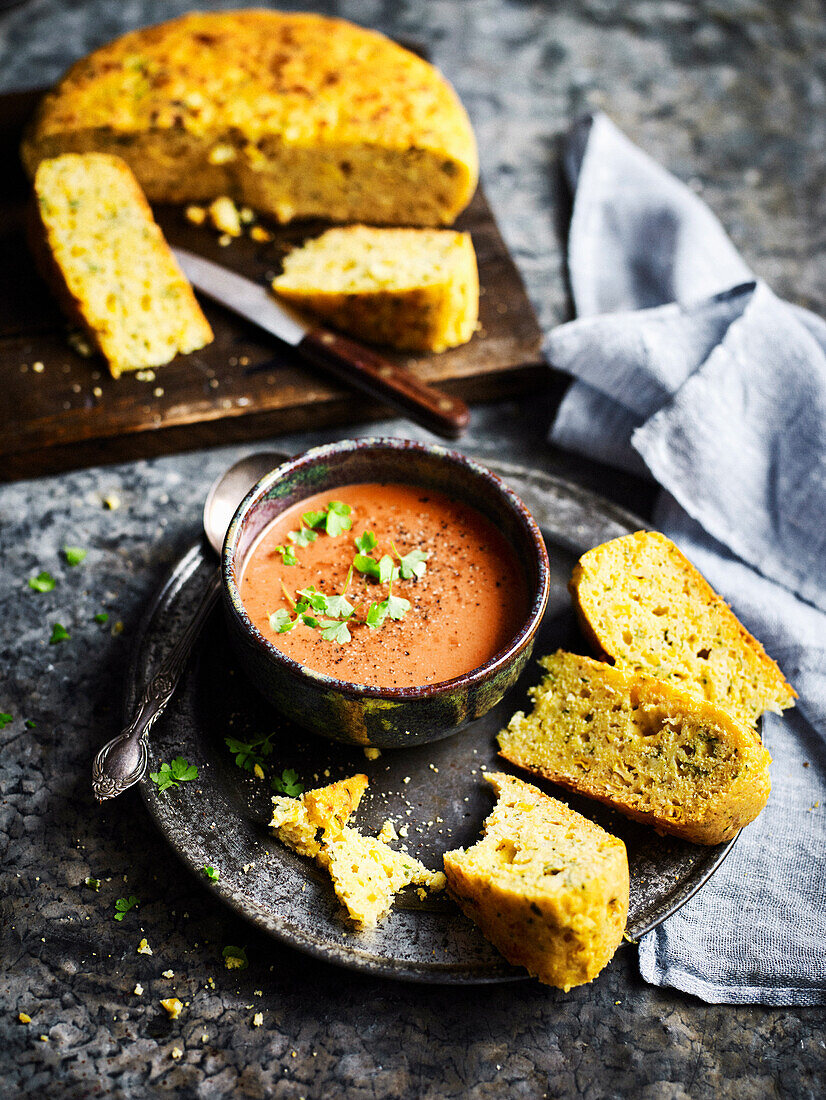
[298,329,470,440]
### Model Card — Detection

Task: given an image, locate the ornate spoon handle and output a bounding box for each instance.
[92,570,222,802]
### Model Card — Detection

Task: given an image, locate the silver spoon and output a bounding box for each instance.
[91,450,287,802]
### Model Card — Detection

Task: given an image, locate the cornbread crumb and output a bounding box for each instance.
[498,650,773,845]
[363,747,381,761]
[133,983,143,996]
[443,773,629,990]
[208,196,242,237]
[252,1013,263,1027]
[272,227,478,353]
[250,225,273,243]
[161,998,183,1020]
[18,1012,31,1024]
[32,361,45,373]
[217,234,232,247]
[162,970,174,979]
[31,154,213,378]
[185,205,207,226]
[377,820,398,844]
[253,763,265,779]
[171,1047,183,1060]
[137,938,152,955]
[570,531,796,726]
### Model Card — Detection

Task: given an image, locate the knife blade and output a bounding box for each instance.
[173,247,470,439]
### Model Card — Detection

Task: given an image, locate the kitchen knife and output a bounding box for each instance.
[173,248,470,439]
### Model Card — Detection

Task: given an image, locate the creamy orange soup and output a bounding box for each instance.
[239,482,528,689]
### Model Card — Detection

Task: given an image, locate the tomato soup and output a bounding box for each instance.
[239,482,529,689]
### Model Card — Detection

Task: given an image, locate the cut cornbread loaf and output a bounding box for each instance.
[22,11,478,227]
[271,226,479,352]
[498,651,772,846]
[270,774,444,927]
[324,826,445,928]
[443,773,628,990]
[270,774,368,861]
[569,531,796,727]
[30,153,213,378]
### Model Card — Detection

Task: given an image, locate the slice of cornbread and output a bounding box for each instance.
[22,11,478,227]
[498,651,772,846]
[569,531,796,727]
[271,226,479,352]
[30,153,213,377]
[324,827,444,928]
[270,774,368,860]
[443,773,628,990]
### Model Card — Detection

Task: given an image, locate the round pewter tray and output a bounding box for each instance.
[129,463,736,984]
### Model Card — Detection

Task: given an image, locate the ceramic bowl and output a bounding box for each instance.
[222,438,550,748]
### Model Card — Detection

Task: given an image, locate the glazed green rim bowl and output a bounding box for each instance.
[222,437,550,748]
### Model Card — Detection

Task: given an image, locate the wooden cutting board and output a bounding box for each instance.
[0,89,545,481]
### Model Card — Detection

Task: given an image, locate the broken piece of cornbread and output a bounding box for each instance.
[270,773,368,860]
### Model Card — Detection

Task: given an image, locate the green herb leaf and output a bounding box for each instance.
[353,553,380,579]
[319,619,351,644]
[364,602,388,629]
[395,547,429,581]
[29,571,56,593]
[114,895,139,921]
[149,756,198,792]
[299,613,320,629]
[324,593,354,619]
[324,501,352,537]
[296,586,329,612]
[385,594,411,621]
[354,530,377,554]
[93,612,109,624]
[287,526,318,548]
[224,732,275,772]
[63,546,87,566]
[202,864,220,882]
[268,608,295,634]
[378,555,397,585]
[271,768,304,797]
[274,544,297,566]
[222,945,248,970]
[301,509,328,530]
[49,623,70,644]
[0,713,12,729]
[25,719,36,729]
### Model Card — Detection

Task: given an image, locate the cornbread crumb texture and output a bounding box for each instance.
[498,651,772,845]
[272,226,479,352]
[443,773,628,990]
[570,531,796,727]
[270,775,443,927]
[23,10,478,227]
[31,153,213,378]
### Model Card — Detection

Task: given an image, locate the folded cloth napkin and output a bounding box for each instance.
[547,113,826,1005]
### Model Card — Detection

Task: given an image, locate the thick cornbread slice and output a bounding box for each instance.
[498,651,772,846]
[30,153,213,377]
[443,773,628,990]
[22,11,478,227]
[324,827,444,928]
[569,531,796,727]
[272,226,479,352]
[270,774,368,860]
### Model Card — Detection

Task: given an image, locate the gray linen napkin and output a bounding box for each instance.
[546,113,826,1005]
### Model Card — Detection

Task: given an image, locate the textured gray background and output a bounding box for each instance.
[1,0,824,1096]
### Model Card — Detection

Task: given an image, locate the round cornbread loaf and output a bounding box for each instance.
[443,773,628,990]
[569,531,796,727]
[22,11,478,227]
[498,651,773,846]
[30,152,213,378]
[272,226,479,352]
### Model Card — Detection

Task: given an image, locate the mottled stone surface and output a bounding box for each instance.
[1,0,824,1096]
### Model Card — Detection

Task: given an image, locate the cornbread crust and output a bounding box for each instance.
[22,11,478,227]
[443,773,628,990]
[30,153,212,377]
[272,226,479,352]
[570,531,796,727]
[270,774,368,861]
[498,651,772,846]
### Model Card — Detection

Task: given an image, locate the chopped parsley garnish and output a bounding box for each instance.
[354,530,377,554]
[202,864,220,882]
[25,719,36,729]
[63,546,87,566]
[393,543,429,581]
[273,544,297,566]
[49,623,70,644]
[149,756,198,792]
[324,501,352,537]
[222,945,248,970]
[319,618,351,644]
[93,612,109,624]
[225,731,275,772]
[0,713,12,729]
[269,608,296,634]
[287,526,318,548]
[301,509,327,530]
[271,768,304,797]
[114,895,139,921]
[29,571,56,593]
